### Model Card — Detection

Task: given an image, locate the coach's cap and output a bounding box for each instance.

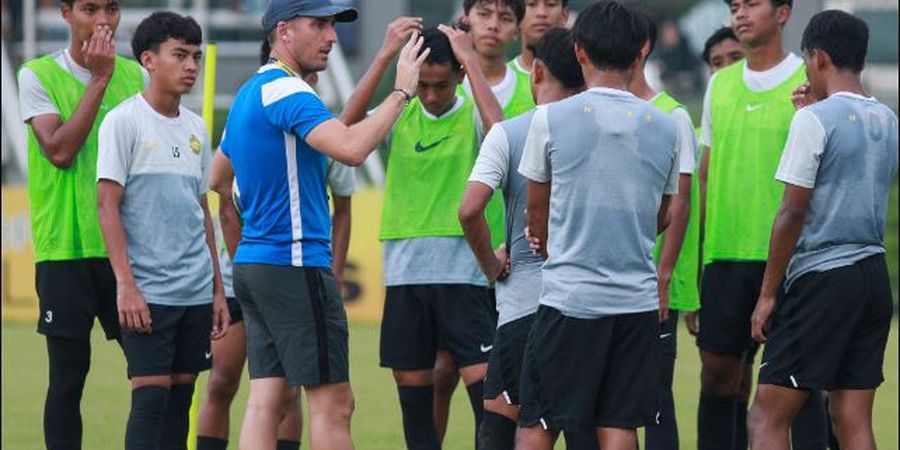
[262,0,358,33]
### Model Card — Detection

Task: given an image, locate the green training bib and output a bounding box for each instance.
[705,61,806,264]
[22,55,144,262]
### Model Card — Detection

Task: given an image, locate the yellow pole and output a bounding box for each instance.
[187,41,217,450]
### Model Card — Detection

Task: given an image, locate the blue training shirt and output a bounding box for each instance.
[221,64,335,267]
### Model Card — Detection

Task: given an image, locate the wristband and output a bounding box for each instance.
[392,88,413,103]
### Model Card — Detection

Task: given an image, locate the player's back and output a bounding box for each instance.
[539,88,679,317]
[786,93,899,285]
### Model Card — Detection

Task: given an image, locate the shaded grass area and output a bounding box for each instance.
[2,319,898,449]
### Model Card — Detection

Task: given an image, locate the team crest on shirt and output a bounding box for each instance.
[189,134,202,155]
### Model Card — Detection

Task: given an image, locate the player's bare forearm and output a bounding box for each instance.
[339,52,392,126]
[658,175,692,279]
[331,196,352,282]
[526,180,550,257]
[462,57,503,133]
[759,186,812,299]
[209,151,242,258]
[698,146,710,249]
[307,94,407,166]
[459,182,499,277]
[29,78,110,169]
[97,180,138,288]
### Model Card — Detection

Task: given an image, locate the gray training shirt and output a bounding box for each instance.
[776,92,899,289]
[469,109,543,326]
[518,88,680,319]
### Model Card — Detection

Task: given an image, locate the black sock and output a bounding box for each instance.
[477,411,516,450]
[564,429,600,450]
[126,386,169,450]
[196,436,228,450]
[698,394,747,450]
[466,380,486,448]
[44,337,91,450]
[159,382,195,450]
[791,391,828,450]
[646,386,679,450]
[276,440,301,450]
[398,385,440,450]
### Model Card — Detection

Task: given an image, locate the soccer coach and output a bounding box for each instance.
[217,1,430,449]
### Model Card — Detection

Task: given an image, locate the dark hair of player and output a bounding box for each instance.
[463,0,526,24]
[801,9,869,74]
[635,9,658,55]
[722,0,792,7]
[572,1,644,71]
[131,11,202,62]
[702,26,738,64]
[533,28,584,89]
[420,27,462,72]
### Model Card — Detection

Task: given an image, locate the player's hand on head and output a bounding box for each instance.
[210,293,230,340]
[83,24,116,82]
[437,24,476,67]
[751,294,776,343]
[117,283,151,334]
[394,31,429,100]
[791,83,815,110]
[381,16,423,58]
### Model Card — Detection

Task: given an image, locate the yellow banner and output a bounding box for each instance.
[0,186,386,324]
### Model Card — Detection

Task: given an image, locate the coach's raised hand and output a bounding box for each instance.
[393,31,430,100]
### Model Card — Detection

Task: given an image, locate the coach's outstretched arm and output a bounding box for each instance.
[306,33,430,166]
[339,16,422,125]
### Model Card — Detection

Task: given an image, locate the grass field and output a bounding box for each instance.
[2,318,898,449]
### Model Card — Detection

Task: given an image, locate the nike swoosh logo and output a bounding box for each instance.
[480,344,493,353]
[204,351,212,360]
[759,361,769,369]
[659,333,672,339]
[746,104,764,112]
[414,136,451,153]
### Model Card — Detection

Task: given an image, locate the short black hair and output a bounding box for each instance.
[533,28,584,89]
[702,26,738,64]
[131,11,202,62]
[421,27,462,71]
[636,10,658,56]
[723,0,792,8]
[572,1,644,71]
[801,10,869,73]
[463,0,526,24]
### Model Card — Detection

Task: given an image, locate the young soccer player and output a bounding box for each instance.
[697,1,827,448]
[458,27,584,450]
[17,0,144,446]
[702,26,745,73]
[219,0,428,447]
[516,3,679,449]
[509,0,569,82]
[747,10,897,450]
[628,12,698,450]
[96,12,230,449]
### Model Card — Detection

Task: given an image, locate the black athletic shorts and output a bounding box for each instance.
[234,264,349,387]
[484,313,535,405]
[518,306,659,431]
[226,296,243,325]
[380,284,496,370]
[698,261,765,357]
[121,303,213,378]
[759,254,893,391]
[35,258,119,340]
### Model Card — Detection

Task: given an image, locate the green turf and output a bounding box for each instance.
[2,319,898,449]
